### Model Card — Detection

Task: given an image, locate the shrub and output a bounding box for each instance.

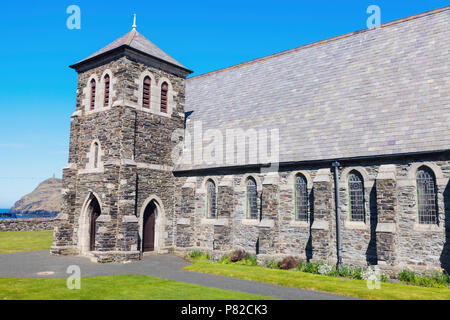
[362,266,388,283]
[326,267,340,277]
[297,261,318,273]
[335,265,363,279]
[351,267,363,280]
[230,250,246,262]
[188,250,211,260]
[398,269,450,288]
[337,265,352,278]
[380,274,389,283]
[266,259,280,269]
[431,271,450,286]
[297,261,305,272]
[242,254,258,266]
[415,275,435,287]
[188,250,203,259]
[219,251,258,266]
[399,269,416,283]
[279,256,298,270]
[219,253,231,264]
[317,262,333,275]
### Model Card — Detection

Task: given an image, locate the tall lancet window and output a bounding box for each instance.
[417,167,438,225]
[295,174,308,221]
[103,74,110,107]
[206,180,217,218]
[161,82,168,113]
[348,171,365,222]
[246,177,258,219]
[90,79,96,110]
[143,76,151,108]
[93,142,99,169]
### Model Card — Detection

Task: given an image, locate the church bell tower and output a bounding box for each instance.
[51,16,192,262]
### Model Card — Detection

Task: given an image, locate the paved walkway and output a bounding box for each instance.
[0,250,354,300]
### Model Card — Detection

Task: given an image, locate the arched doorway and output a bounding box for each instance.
[142,201,157,252]
[88,196,101,251]
[78,193,103,255]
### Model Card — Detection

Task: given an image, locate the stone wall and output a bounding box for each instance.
[0,218,55,231]
[174,153,450,273]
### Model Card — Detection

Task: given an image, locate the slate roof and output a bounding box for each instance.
[72,29,188,70]
[179,6,450,171]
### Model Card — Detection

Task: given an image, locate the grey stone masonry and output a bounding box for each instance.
[258,174,280,256]
[173,156,450,274]
[51,164,78,255]
[0,218,55,232]
[310,169,334,262]
[177,180,196,250]
[214,178,233,253]
[375,165,398,266]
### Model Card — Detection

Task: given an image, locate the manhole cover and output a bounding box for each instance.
[36,271,55,276]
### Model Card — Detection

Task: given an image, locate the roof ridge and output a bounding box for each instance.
[187,5,450,81]
[125,29,137,45]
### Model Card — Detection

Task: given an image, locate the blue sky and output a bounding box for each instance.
[0,0,447,208]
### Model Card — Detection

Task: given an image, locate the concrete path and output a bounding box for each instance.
[0,250,354,300]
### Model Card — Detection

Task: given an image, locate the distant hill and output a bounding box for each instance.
[10,178,62,217]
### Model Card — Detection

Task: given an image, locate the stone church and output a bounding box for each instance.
[52,6,450,273]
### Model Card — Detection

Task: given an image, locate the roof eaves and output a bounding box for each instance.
[173,149,450,174]
[69,44,194,74]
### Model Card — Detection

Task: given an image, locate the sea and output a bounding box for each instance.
[0,208,53,219]
[0,208,14,219]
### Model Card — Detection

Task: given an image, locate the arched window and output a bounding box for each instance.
[246,177,258,219]
[295,174,308,221]
[143,76,151,108]
[90,79,96,110]
[160,82,168,113]
[417,167,438,224]
[93,142,99,169]
[348,171,365,222]
[206,180,216,218]
[103,74,110,107]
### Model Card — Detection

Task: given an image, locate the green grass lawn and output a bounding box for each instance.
[0,231,53,253]
[0,231,273,300]
[0,230,53,254]
[184,261,450,300]
[0,275,275,300]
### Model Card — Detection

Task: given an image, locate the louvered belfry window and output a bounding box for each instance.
[161,82,168,113]
[90,79,96,110]
[348,171,365,222]
[206,180,217,218]
[104,74,110,107]
[247,177,258,219]
[417,167,438,224]
[295,174,308,221]
[143,76,151,108]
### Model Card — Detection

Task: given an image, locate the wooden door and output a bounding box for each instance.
[89,198,101,251]
[143,202,156,252]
